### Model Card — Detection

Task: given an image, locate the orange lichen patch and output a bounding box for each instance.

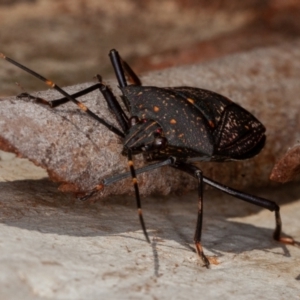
[58,182,82,193]
[0,136,20,155]
[0,53,6,59]
[95,184,104,191]
[208,256,220,265]
[187,98,195,104]
[170,119,177,124]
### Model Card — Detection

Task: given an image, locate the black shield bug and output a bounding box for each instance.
[0,49,294,267]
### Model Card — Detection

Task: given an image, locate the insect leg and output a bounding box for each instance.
[103,157,176,186]
[109,49,142,87]
[202,176,294,245]
[127,149,150,243]
[81,158,177,246]
[18,83,101,107]
[97,76,129,133]
[172,162,210,267]
[1,53,125,138]
[19,75,129,133]
[194,169,211,267]
[109,49,127,88]
[81,157,176,200]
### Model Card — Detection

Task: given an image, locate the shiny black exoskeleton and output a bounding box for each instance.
[122,85,266,161]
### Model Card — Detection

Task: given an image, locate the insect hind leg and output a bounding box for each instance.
[202,176,295,245]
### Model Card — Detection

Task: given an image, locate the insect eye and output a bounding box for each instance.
[154,127,163,136]
[129,116,140,127]
[153,136,167,149]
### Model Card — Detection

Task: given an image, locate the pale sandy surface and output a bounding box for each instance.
[0,151,300,299]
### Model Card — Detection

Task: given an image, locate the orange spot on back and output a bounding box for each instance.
[208,120,215,128]
[170,119,177,124]
[153,106,160,112]
[187,98,195,104]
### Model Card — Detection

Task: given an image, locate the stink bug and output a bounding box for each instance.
[0,49,294,267]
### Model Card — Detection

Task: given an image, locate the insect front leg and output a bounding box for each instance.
[172,162,210,267]
[1,53,126,137]
[81,157,177,200]
[35,74,129,133]
[194,169,210,267]
[17,83,101,108]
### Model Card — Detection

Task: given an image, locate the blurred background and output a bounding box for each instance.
[0,0,300,96]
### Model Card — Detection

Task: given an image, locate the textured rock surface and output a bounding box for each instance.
[0,42,300,199]
[270,144,300,183]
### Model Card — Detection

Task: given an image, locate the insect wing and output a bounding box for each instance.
[170,87,266,160]
[122,86,215,158]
